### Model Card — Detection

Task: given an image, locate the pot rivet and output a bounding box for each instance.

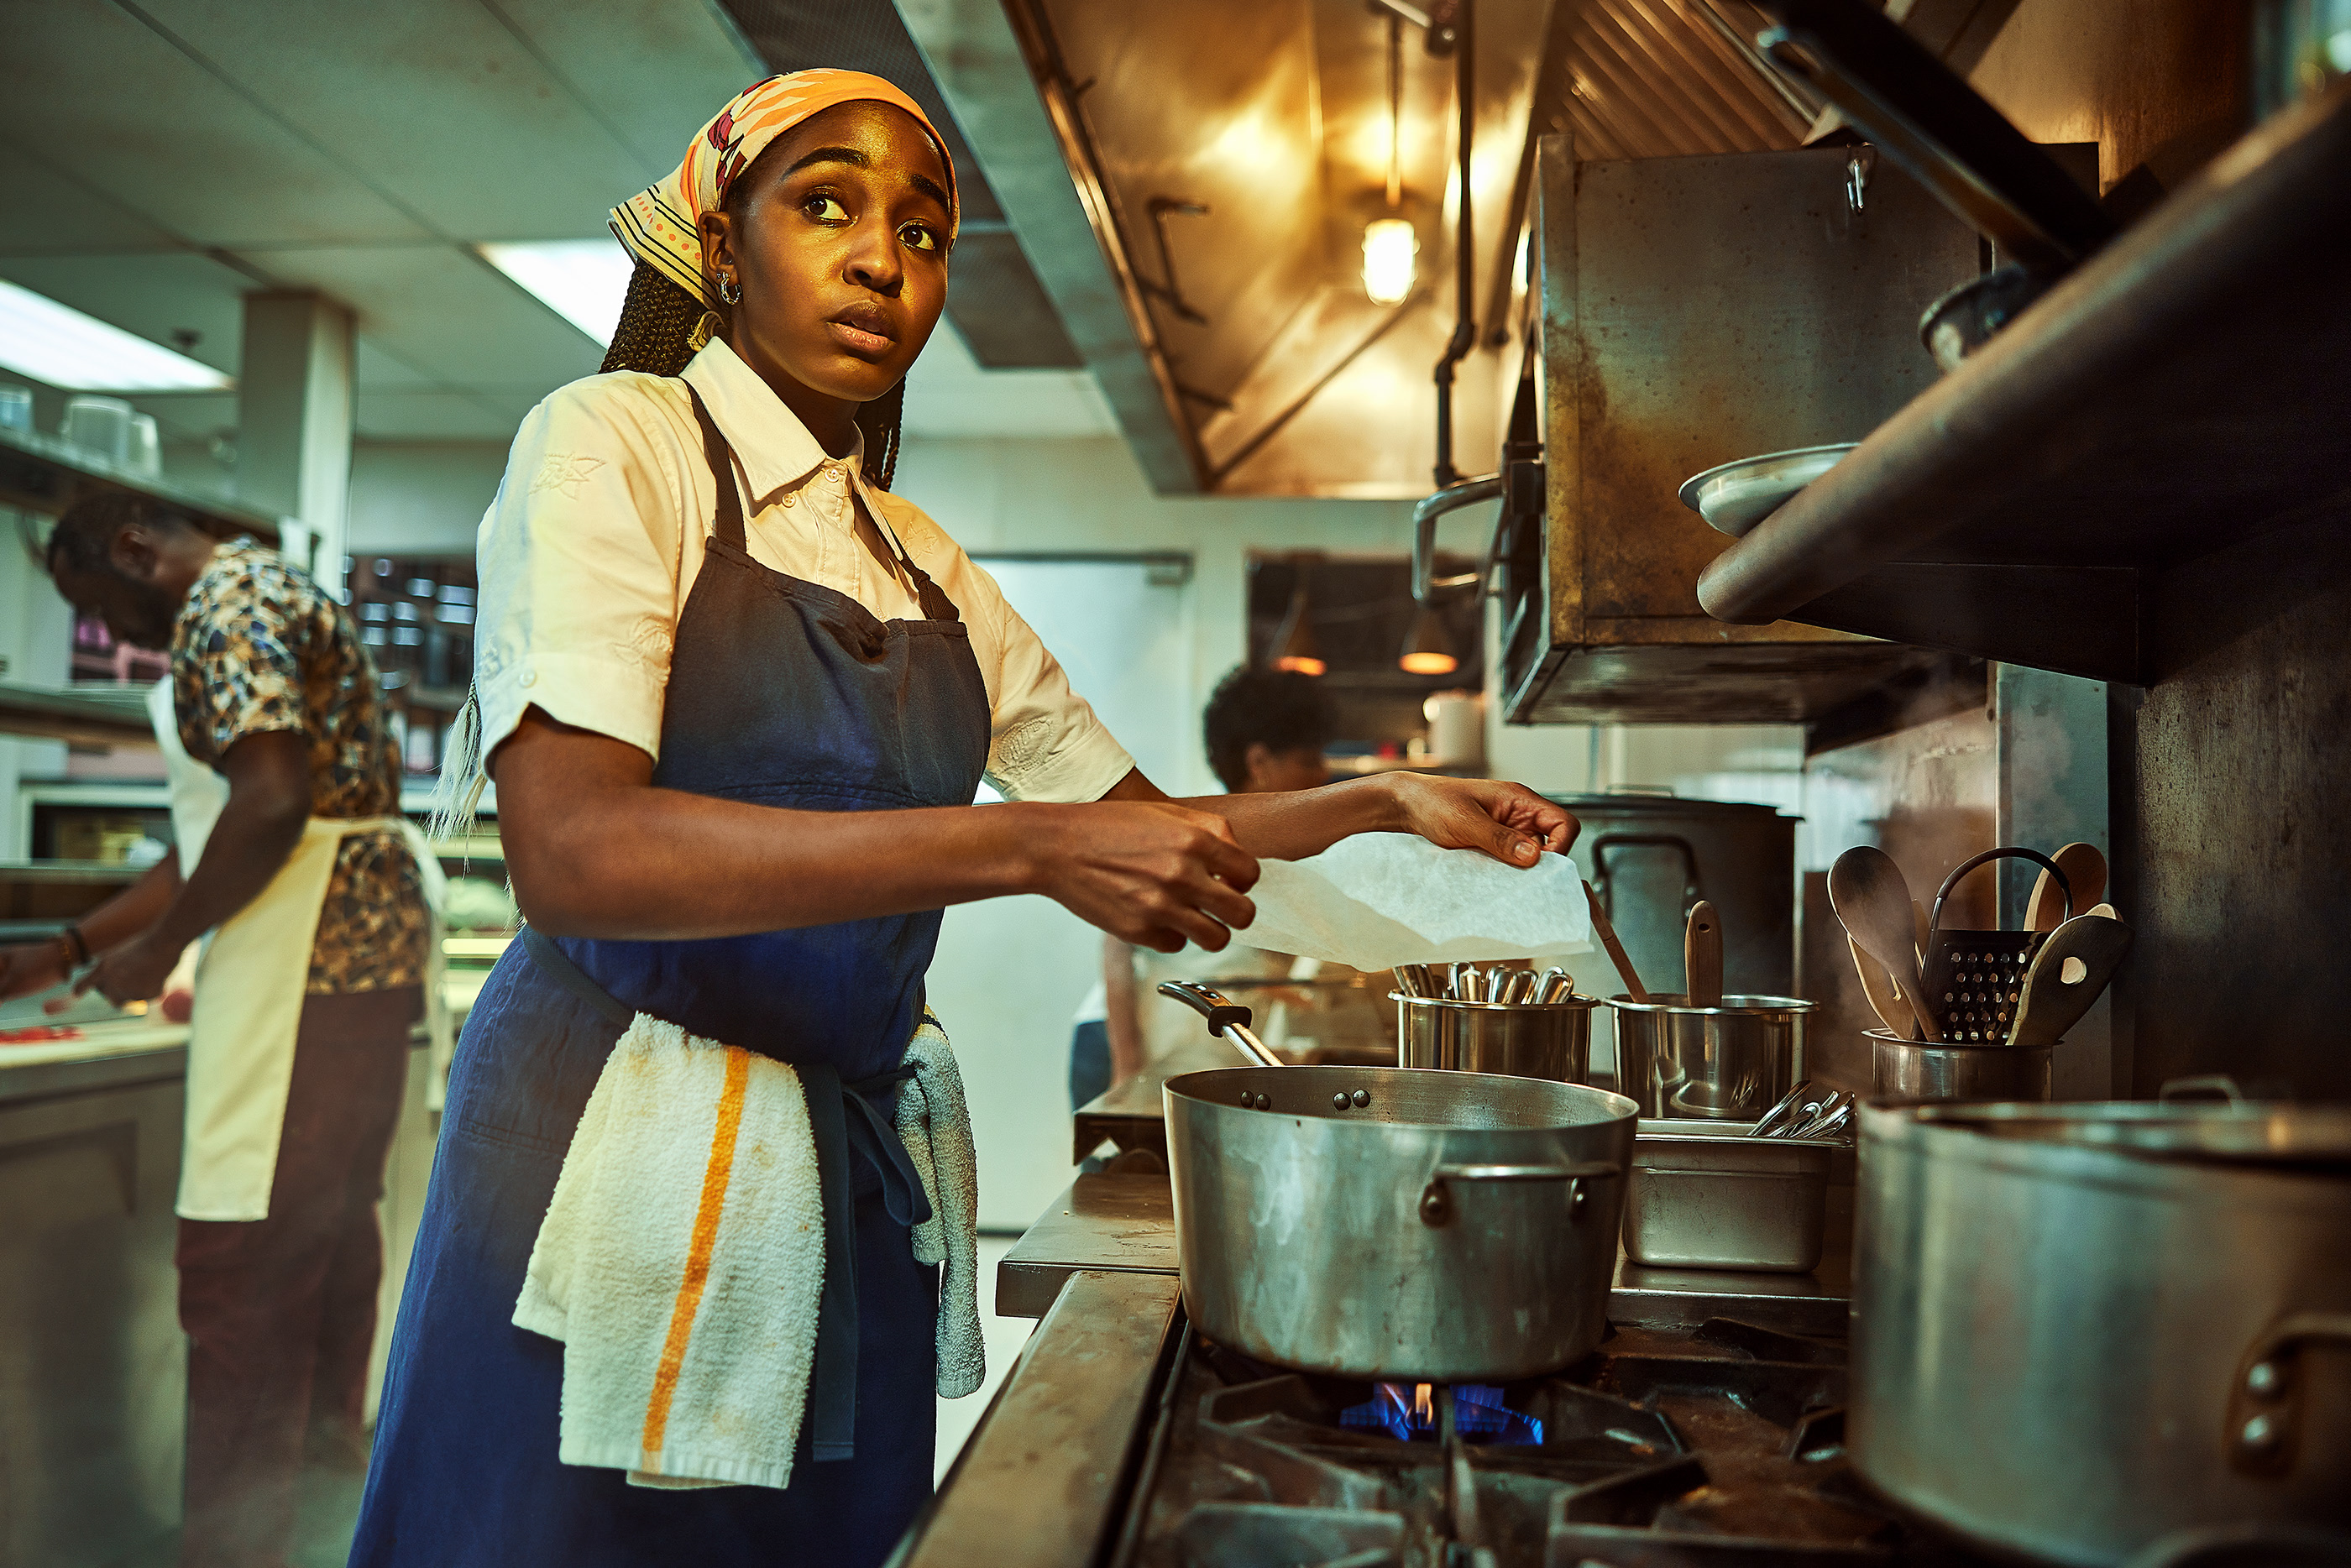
[1333,1091,1349,1110]
[1255,1093,1272,1110]
[2240,1413,2280,1450]
[2246,1362,2283,1398]
[1352,1090,1370,1107]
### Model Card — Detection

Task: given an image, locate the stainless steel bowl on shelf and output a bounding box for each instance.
[1391,992,1601,1084]
[1608,994,1810,1119]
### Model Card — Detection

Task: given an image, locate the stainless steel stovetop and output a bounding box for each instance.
[1107,1318,1997,1568]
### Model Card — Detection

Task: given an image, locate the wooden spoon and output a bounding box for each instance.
[2028,842,2108,933]
[1848,936,1911,1036]
[1684,900,1723,1008]
[1830,847,1939,1042]
[2008,912,2133,1048]
[1582,878,1652,1004]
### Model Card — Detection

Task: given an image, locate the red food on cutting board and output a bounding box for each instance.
[0,1024,85,1044]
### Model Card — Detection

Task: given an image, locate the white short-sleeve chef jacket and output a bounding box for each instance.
[472,340,1136,803]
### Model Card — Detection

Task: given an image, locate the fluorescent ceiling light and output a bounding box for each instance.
[0,278,233,393]
[479,241,633,346]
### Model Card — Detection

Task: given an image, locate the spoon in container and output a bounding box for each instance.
[1684,899,1723,1009]
[2029,843,2108,933]
[2008,912,2133,1048]
[1583,879,1652,1004]
[1830,847,1940,1042]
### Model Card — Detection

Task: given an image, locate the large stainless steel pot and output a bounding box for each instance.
[1394,993,1600,1083]
[1548,792,1797,996]
[1608,994,1810,1118]
[1161,984,1636,1382]
[1852,1096,2351,1565]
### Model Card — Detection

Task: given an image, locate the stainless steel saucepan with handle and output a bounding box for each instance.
[1157,980,1637,1382]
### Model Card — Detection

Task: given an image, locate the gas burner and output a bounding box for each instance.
[1113,1320,2000,1568]
[1339,1383,1545,1445]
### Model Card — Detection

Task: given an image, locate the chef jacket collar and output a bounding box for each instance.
[678,337,865,503]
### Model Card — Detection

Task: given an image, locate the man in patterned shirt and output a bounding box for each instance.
[8,492,431,1568]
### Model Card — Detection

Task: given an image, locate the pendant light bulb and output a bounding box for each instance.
[1273,586,1326,677]
[1399,601,1458,675]
[1363,217,1418,306]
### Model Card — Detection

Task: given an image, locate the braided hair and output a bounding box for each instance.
[599,259,909,491]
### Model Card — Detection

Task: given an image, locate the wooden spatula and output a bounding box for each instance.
[1849,937,1911,1036]
[2008,912,2133,1048]
[2028,842,2108,933]
[1583,878,1652,1004]
[1830,846,1939,1041]
[1685,900,1722,1008]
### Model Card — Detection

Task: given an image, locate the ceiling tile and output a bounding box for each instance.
[131,0,650,241]
[247,243,604,391]
[354,339,442,391]
[0,251,254,379]
[353,389,528,442]
[490,0,767,176]
[0,144,181,256]
[0,0,432,246]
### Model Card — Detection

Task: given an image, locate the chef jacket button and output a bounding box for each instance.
[783,491,798,507]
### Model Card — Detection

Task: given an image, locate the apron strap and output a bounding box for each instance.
[682,385,748,551]
[516,926,931,1465]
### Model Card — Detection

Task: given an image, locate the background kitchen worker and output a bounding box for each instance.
[348,71,1573,1568]
[1068,665,1330,1109]
[2,493,437,1568]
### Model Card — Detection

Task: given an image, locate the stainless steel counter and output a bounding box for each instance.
[998,1171,1854,1336]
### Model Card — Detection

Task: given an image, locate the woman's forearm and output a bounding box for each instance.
[1102,769,1407,861]
[494,709,1259,949]
[509,780,1045,939]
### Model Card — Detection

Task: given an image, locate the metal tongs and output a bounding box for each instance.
[1748,1080,1855,1142]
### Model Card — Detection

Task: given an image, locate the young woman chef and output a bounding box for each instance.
[349,71,1578,1567]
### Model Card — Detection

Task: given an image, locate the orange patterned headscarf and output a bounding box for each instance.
[608,70,959,310]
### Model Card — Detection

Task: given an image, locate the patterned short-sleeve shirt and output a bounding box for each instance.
[170,542,430,994]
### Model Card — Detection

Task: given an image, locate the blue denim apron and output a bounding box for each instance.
[348,387,990,1568]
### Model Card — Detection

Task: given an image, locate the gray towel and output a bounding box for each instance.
[895,1011,983,1398]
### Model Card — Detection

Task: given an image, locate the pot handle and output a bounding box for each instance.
[1419,1159,1620,1227]
[1157,980,1283,1068]
[2160,1074,2246,1106]
[2225,1311,2351,1477]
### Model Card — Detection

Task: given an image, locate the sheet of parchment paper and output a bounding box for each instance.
[1238,833,1593,970]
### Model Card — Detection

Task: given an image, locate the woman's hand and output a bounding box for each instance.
[1026,801,1261,954]
[1386,775,1580,866]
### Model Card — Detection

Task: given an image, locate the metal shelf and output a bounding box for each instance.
[1695,83,2351,684]
[0,682,157,748]
[0,423,282,545]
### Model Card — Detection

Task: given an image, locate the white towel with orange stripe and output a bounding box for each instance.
[513,1015,825,1492]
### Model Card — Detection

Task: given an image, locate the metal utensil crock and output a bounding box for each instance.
[1852,1099,2351,1565]
[1608,994,1810,1118]
[1165,1064,1636,1381]
[1867,1027,2052,1101]
[1393,992,1600,1084]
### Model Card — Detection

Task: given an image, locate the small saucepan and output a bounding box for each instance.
[1156,981,1636,1382]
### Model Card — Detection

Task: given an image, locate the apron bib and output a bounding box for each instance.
[352,386,990,1568]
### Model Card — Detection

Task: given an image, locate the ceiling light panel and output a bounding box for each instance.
[477,241,633,347]
[0,278,233,393]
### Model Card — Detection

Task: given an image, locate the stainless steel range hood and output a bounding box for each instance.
[903,0,1817,497]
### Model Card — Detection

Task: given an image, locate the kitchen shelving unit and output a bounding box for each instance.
[0,682,156,749]
[1694,83,2351,686]
[0,421,282,548]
